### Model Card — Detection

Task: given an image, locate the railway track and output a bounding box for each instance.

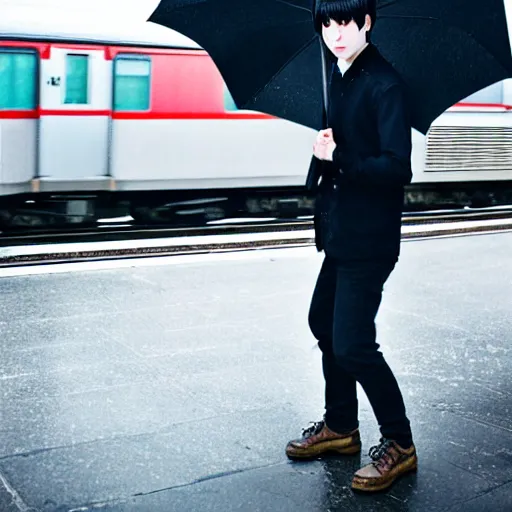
[1,205,512,268]
[2,205,512,244]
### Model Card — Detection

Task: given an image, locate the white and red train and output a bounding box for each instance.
[0,17,511,228]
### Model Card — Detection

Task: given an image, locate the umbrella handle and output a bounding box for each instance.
[311,0,329,117]
[305,37,330,192]
[320,39,329,122]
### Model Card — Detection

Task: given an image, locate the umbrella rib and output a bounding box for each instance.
[244,34,318,107]
[378,0,398,8]
[154,0,312,15]
[379,14,439,20]
[275,0,312,13]
[455,32,512,76]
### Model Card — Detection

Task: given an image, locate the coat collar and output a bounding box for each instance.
[332,42,379,81]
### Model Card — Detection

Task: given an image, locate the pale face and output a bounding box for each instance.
[321,15,371,63]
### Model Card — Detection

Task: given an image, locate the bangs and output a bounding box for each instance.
[313,0,374,34]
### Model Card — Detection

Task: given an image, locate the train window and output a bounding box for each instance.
[65,54,89,104]
[223,83,238,111]
[0,50,37,109]
[114,56,151,111]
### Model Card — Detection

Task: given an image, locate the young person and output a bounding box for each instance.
[285,0,417,493]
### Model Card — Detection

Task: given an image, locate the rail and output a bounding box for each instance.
[1,206,512,268]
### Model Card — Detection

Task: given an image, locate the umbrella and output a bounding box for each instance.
[149,0,512,135]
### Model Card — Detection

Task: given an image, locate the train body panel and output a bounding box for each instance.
[39,115,110,180]
[0,119,36,192]
[111,118,313,189]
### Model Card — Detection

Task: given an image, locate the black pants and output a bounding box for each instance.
[308,256,413,448]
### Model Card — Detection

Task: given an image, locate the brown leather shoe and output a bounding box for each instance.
[351,438,417,492]
[285,419,361,460]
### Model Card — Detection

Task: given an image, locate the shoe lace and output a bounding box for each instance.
[368,438,395,468]
[302,420,325,438]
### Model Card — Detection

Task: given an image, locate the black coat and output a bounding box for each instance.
[314,42,413,263]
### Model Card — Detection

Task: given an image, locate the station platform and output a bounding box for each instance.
[1,232,511,511]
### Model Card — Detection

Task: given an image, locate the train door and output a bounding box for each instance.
[0,47,38,193]
[38,47,111,180]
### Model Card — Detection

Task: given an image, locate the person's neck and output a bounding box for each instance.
[345,42,369,65]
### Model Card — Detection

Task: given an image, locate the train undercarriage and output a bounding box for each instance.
[1,181,512,231]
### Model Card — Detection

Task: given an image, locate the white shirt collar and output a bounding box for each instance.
[337,43,370,76]
[337,58,352,76]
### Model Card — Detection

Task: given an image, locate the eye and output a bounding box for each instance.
[322,18,331,28]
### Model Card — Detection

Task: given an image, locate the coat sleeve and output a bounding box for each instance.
[332,82,413,187]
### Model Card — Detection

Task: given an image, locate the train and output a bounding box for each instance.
[0,15,512,229]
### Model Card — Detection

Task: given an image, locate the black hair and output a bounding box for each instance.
[313,0,377,37]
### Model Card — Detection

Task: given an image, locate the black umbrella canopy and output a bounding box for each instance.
[149,0,512,134]
[375,0,512,132]
[378,0,512,71]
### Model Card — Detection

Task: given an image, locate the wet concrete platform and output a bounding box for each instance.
[1,232,511,511]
